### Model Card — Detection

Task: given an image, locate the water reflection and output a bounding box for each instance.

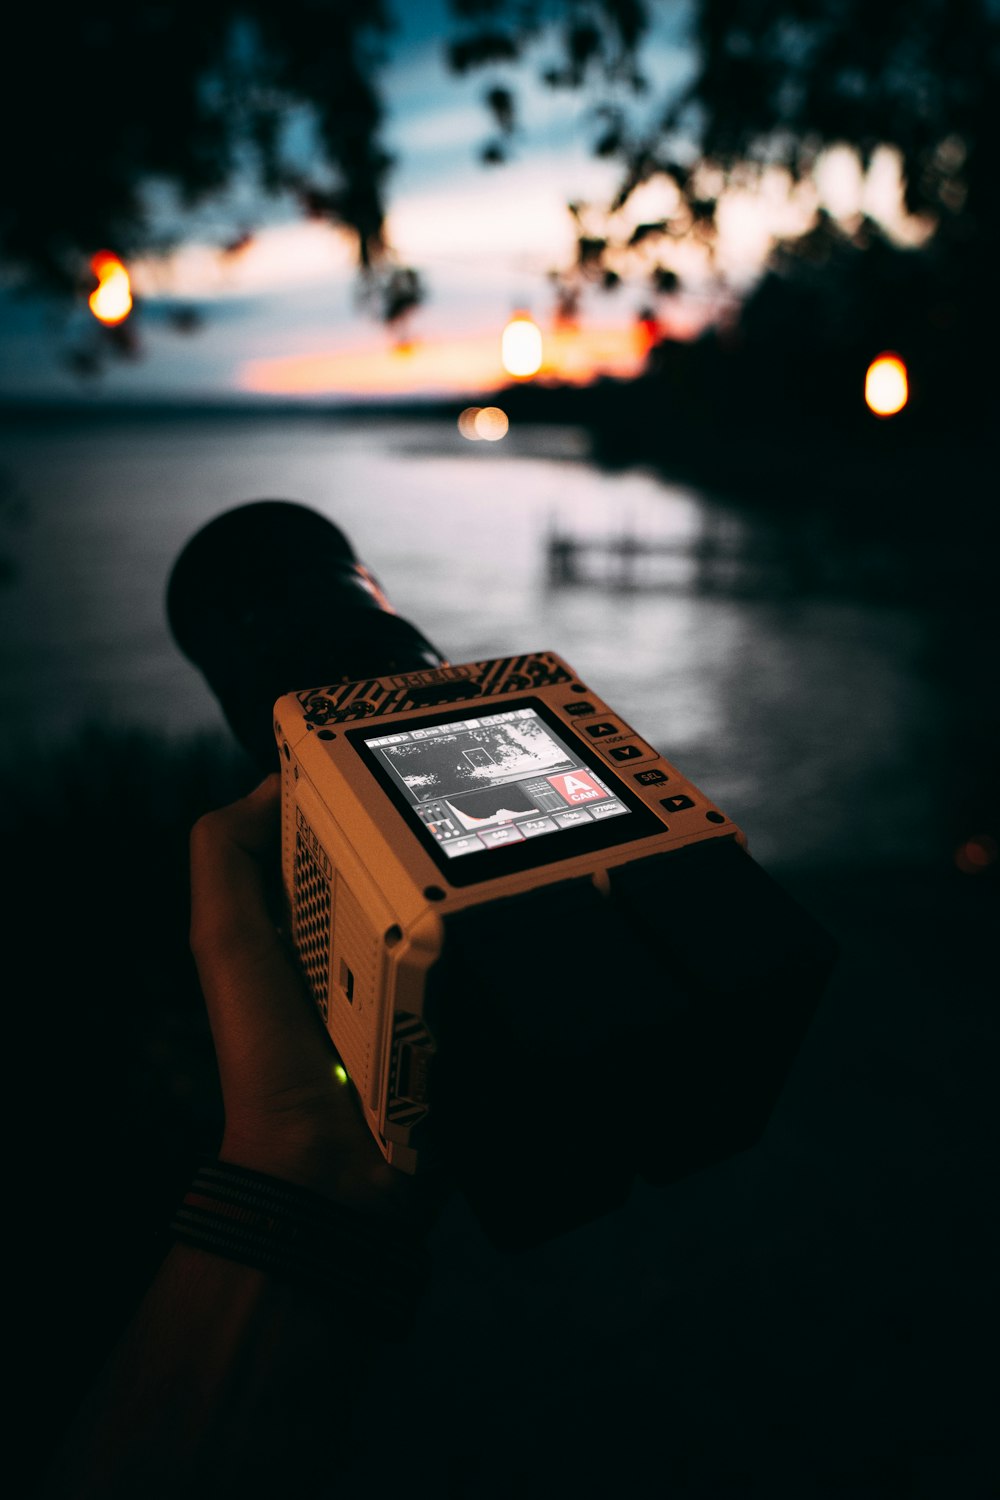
[546,505,906,603]
[0,413,985,874]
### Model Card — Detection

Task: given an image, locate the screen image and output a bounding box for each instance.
[363,707,630,859]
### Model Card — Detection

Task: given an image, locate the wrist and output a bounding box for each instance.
[218,1128,420,1221]
[171,1159,430,1338]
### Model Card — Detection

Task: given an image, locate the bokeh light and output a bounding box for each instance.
[88,251,133,325]
[954,834,997,875]
[865,353,908,416]
[501,315,543,378]
[458,406,483,440]
[474,406,509,441]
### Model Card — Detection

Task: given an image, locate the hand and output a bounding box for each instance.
[189,774,418,1218]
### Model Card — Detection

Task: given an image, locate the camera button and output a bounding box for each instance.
[477,825,526,849]
[585,720,619,738]
[607,741,655,764]
[634,767,669,786]
[564,701,597,716]
[660,793,695,813]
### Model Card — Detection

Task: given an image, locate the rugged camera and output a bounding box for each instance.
[169,501,836,1247]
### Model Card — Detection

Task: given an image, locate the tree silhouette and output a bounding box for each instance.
[1,1,994,342]
[2,2,401,306]
[460,0,996,439]
[487,1,995,336]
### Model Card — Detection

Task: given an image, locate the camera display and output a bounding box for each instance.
[347,691,666,888]
[362,704,630,858]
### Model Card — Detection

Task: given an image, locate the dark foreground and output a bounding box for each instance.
[8,730,997,1498]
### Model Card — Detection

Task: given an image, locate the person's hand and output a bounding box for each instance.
[189,774,418,1219]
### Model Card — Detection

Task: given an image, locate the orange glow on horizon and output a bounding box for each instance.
[239,322,656,398]
[88,252,133,325]
[865,353,908,416]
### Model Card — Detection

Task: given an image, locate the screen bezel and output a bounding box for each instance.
[346,696,665,888]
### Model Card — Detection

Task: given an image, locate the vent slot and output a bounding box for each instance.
[332,880,379,1013]
[293,829,332,1018]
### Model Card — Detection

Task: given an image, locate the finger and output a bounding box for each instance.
[189,776,330,1086]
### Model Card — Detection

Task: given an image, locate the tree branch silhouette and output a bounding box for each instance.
[2,0,993,365]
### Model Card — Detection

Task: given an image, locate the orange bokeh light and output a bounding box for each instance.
[458,406,483,440]
[88,251,133,325]
[474,406,509,441]
[954,834,998,875]
[864,353,908,417]
[501,315,543,378]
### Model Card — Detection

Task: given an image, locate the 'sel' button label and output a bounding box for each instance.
[635,767,668,786]
[585,721,618,739]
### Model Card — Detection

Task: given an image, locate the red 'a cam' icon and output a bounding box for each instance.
[547,771,607,805]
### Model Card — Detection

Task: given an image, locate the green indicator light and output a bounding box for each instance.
[333,1064,348,1085]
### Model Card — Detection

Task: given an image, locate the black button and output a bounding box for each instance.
[585,721,618,738]
[565,701,596,717]
[610,744,643,761]
[660,793,694,812]
[634,767,668,786]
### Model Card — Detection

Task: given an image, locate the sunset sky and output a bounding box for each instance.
[0,0,929,404]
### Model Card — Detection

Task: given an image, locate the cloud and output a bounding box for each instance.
[0,2,711,403]
[130,221,357,301]
[388,147,620,267]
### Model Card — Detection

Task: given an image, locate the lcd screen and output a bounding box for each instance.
[362,705,631,860]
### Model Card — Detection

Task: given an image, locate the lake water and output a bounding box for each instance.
[0,411,950,870]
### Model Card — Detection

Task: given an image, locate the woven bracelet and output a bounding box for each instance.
[171,1160,429,1338]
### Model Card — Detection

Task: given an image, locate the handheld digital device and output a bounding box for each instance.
[274,653,834,1243]
[170,501,836,1247]
[275,651,736,1155]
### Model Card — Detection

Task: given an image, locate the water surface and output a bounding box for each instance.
[0,412,945,869]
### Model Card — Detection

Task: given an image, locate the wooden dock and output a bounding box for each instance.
[542,522,891,600]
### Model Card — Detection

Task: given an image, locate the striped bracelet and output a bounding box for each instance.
[171,1159,429,1338]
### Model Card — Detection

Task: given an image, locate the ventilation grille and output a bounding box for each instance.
[293,830,332,1018]
[296,653,573,727]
